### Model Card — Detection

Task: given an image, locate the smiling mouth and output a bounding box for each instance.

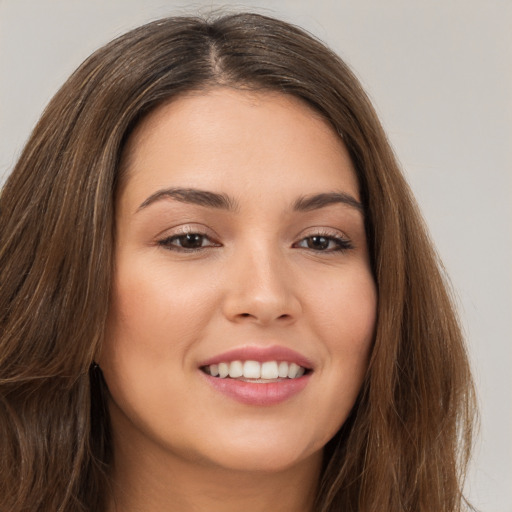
[201,360,309,381]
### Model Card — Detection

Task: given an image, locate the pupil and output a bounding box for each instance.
[308,236,329,250]
[182,234,202,248]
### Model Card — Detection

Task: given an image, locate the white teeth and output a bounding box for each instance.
[228,360,243,378]
[204,360,307,380]
[287,362,300,379]
[218,362,229,378]
[261,361,279,379]
[278,361,289,378]
[243,360,261,379]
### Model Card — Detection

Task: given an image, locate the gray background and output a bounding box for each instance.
[1,1,510,510]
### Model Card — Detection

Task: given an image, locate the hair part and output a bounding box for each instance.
[0,12,476,511]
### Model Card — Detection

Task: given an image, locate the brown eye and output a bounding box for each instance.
[177,233,206,249]
[294,233,353,252]
[158,232,219,252]
[306,236,330,250]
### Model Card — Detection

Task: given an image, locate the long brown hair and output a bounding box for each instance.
[0,12,476,511]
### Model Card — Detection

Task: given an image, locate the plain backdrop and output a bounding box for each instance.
[1,1,510,510]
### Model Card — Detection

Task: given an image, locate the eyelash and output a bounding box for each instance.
[292,232,353,252]
[157,232,221,252]
[157,230,353,254]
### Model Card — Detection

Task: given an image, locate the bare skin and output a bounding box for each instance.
[101,88,376,511]
[108,403,321,511]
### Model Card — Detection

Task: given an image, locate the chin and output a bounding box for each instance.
[189,423,327,474]
[202,445,321,474]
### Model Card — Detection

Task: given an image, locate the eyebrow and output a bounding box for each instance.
[138,188,239,212]
[293,192,364,213]
[137,187,363,214]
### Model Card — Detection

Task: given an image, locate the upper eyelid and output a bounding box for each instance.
[154,223,353,243]
[155,223,217,239]
[294,226,351,240]
[156,225,351,238]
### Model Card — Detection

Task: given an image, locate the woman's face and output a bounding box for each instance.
[100,88,376,474]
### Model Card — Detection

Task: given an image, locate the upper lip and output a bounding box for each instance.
[199,345,314,370]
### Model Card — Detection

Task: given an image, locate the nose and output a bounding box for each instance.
[221,244,302,326]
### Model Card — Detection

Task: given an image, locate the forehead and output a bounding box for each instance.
[118,88,359,208]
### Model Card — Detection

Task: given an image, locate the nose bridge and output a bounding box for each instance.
[222,237,300,324]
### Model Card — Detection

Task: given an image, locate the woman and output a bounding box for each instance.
[0,12,476,512]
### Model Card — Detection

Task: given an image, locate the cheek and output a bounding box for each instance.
[328,272,376,380]
[99,261,217,439]
[99,259,219,415]
[307,266,377,352]
[302,268,376,442]
[105,258,220,356]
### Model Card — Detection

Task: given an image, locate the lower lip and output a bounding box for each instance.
[201,372,311,406]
